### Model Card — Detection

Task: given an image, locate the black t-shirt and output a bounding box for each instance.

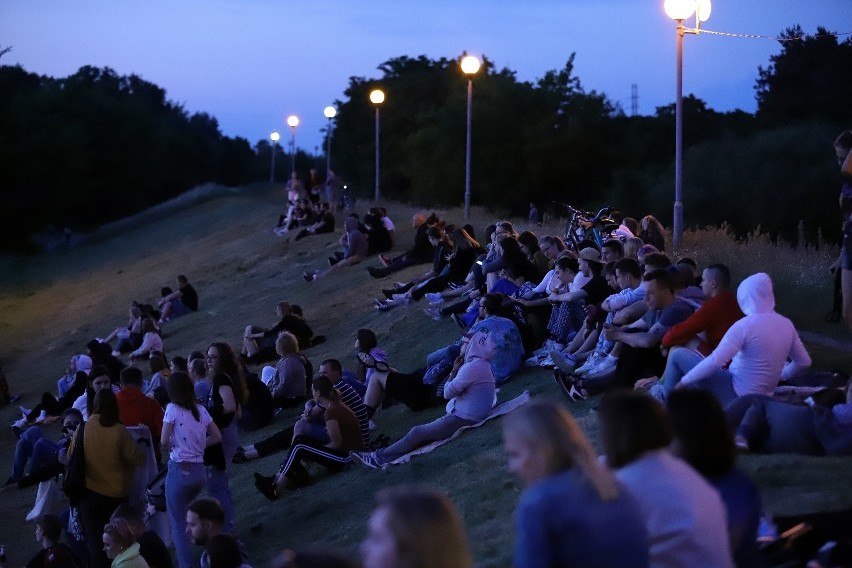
[581,275,616,306]
[26,544,82,568]
[263,315,314,349]
[180,283,198,311]
[208,372,236,428]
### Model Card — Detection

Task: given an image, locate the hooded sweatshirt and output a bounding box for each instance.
[443,330,496,422]
[344,216,368,259]
[681,273,811,396]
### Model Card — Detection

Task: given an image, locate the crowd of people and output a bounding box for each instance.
[4,159,852,567]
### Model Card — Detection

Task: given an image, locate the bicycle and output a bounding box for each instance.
[558,204,619,251]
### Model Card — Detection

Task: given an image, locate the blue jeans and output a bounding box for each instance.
[737,399,822,454]
[654,347,703,402]
[206,421,238,533]
[12,427,60,481]
[688,368,739,406]
[167,460,206,568]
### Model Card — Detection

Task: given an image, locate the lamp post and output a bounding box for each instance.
[323,105,337,179]
[664,0,711,251]
[369,89,385,202]
[286,114,299,176]
[460,54,481,220]
[269,131,280,184]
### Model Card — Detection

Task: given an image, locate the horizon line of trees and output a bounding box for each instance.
[0,25,850,252]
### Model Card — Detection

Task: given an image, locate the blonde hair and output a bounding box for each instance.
[622,237,644,261]
[275,331,299,356]
[375,486,473,568]
[503,400,619,501]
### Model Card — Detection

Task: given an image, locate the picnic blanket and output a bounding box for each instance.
[385,390,530,467]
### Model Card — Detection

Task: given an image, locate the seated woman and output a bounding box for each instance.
[268,332,312,409]
[518,230,551,281]
[668,390,762,568]
[243,302,314,362]
[13,371,88,434]
[144,352,170,406]
[502,400,649,568]
[6,408,84,488]
[730,379,852,455]
[354,328,387,386]
[101,306,143,355]
[253,375,364,500]
[351,330,496,469]
[129,319,164,362]
[364,211,392,255]
[598,390,734,568]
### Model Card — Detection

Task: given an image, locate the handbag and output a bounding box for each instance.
[146,466,168,512]
[62,422,86,504]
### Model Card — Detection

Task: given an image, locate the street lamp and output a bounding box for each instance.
[665,0,711,251]
[269,131,280,184]
[323,105,337,179]
[460,54,481,220]
[369,88,385,202]
[286,114,299,176]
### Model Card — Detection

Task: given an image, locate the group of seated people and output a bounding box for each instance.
[7,206,852,568]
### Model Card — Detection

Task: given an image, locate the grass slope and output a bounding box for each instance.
[1,184,851,566]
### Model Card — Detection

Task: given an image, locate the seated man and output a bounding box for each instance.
[157,275,198,325]
[293,202,335,241]
[6,408,83,488]
[304,216,368,282]
[351,330,496,469]
[668,272,811,406]
[368,213,438,278]
[569,269,693,397]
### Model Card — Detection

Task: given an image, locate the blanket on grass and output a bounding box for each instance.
[385,390,530,467]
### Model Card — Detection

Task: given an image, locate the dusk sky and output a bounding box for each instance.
[2,1,850,152]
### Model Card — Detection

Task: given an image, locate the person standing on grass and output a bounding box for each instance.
[503,400,649,568]
[832,130,852,329]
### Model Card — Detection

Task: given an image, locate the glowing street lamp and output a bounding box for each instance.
[665,0,711,251]
[323,105,337,178]
[286,114,299,175]
[269,131,280,184]
[460,54,481,220]
[369,89,385,202]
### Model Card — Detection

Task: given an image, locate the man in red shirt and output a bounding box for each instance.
[637,264,743,400]
[117,366,165,460]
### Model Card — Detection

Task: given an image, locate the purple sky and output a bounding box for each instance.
[2,1,850,152]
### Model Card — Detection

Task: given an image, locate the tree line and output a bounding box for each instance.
[0,26,850,251]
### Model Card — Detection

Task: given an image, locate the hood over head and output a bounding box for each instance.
[345,216,359,232]
[736,272,775,315]
[464,330,495,363]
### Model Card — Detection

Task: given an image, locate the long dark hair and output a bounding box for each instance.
[167,372,201,421]
[207,342,246,405]
[93,389,121,427]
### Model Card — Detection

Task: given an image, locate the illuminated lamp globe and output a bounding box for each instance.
[369,89,385,105]
[286,115,299,128]
[460,55,481,76]
[696,0,711,22]
[664,0,696,20]
[323,106,337,119]
[270,131,280,142]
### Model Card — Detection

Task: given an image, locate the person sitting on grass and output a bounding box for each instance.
[292,202,335,242]
[157,275,198,326]
[253,375,364,501]
[350,330,496,470]
[303,216,368,282]
[267,332,311,410]
[234,359,369,463]
[101,306,144,355]
[128,319,163,362]
[367,212,439,279]
[242,301,315,361]
[6,408,83,489]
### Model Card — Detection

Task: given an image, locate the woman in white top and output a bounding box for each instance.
[129,318,163,361]
[161,372,221,568]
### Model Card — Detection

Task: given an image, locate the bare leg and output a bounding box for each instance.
[364,372,389,410]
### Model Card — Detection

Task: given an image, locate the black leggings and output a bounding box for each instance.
[277,435,351,479]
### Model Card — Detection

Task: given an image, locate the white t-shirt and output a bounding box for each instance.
[163,403,213,463]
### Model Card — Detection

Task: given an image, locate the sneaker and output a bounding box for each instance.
[19,406,32,419]
[253,472,279,501]
[422,307,442,321]
[381,288,396,299]
[334,251,345,260]
[11,417,27,438]
[374,299,392,312]
[550,350,577,373]
[424,292,443,305]
[734,435,750,452]
[368,267,388,279]
[584,358,617,380]
[368,419,377,432]
[232,448,249,464]
[379,254,392,267]
[538,355,554,368]
[327,256,339,267]
[111,350,121,357]
[350,451,383,470]
[574,354,603,375]
[302,271,316,283]
[33,410,47,424]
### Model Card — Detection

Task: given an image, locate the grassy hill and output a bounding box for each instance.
[1,183,851,567]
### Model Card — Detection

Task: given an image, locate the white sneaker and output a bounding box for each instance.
[538,356,555,368]
[19,406,32,419]
[584,357,617,379]
[425,292,444,305]
[368,419,377,432]
[34,411,47,424]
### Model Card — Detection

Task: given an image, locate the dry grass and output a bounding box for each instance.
[0,185,850,566]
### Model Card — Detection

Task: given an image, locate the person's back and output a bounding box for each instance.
[616,450,733,568]
[516,468,648,568]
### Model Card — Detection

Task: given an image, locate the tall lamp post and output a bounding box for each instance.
[369,89,385,202]
[664,0,710,251]
[269,131,280,184]
[286,114,299,175]
[323,106,337,178]
[460,54,481,220]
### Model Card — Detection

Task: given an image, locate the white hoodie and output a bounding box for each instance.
[443,331,496,422]
[681,272,811,396]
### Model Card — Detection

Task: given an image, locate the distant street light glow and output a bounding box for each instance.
[370,89,385,201]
